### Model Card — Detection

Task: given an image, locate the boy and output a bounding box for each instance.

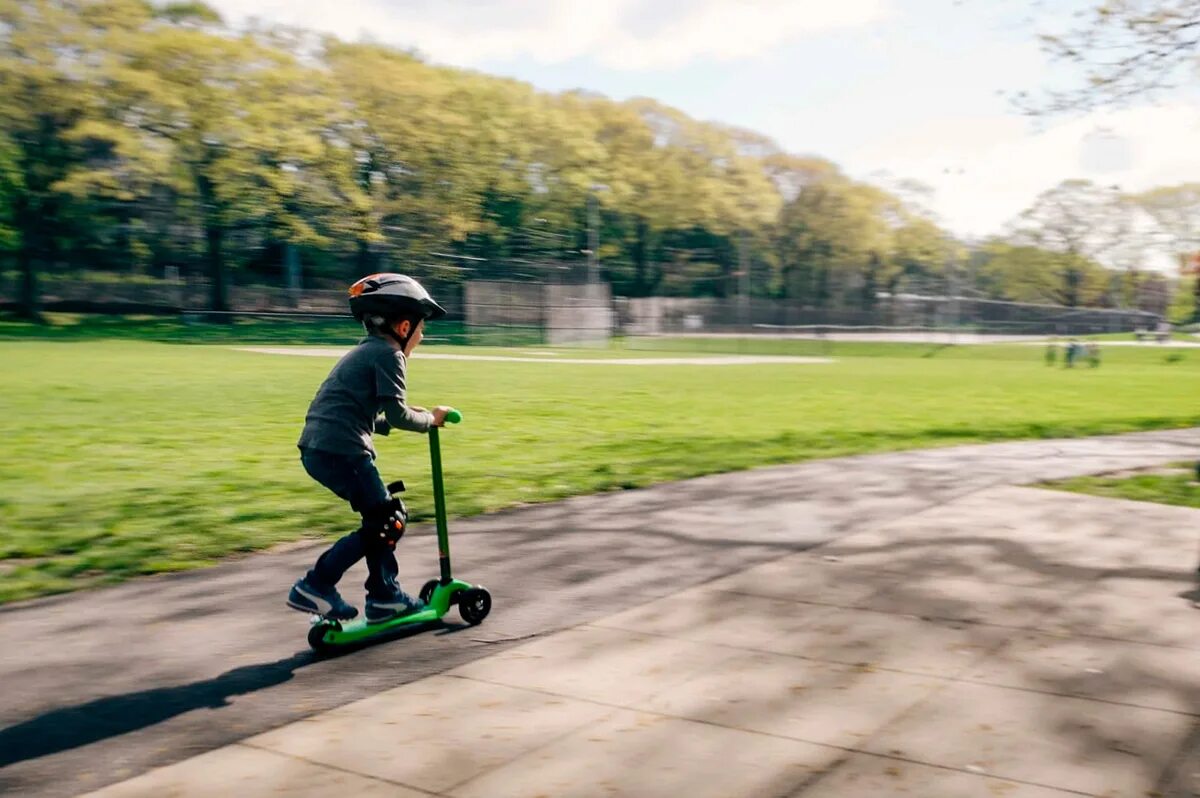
[287,273,452,623]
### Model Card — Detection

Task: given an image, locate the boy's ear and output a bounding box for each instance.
[393,319,412,337]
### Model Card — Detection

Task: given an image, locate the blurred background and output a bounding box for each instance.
[1,0,1198,344]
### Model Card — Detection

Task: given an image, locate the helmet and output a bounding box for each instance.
[348,273,446,322]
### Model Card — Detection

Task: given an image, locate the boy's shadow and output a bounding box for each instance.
[0,652,313,768]
[0,620,467,769]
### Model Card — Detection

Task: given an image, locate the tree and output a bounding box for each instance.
[325,42,542,284]
[1135,183,1200,321]
[775,172,893,308]
[975,239,1111,307]
[891,216,954,296]
[1008,179,1131,306]
[0,132,22,254]
[1019,0,1200,113]
[0,0,158,317]
[1134,183,1200,259]
[1167,273,1199,323]
[102,10,347,310]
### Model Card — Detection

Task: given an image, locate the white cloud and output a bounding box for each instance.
[209,0,890,70]
[847,103,1200,251]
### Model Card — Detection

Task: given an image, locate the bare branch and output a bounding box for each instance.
[1021,0,1200,115]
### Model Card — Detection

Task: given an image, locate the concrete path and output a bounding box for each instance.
[2,430,1199,797]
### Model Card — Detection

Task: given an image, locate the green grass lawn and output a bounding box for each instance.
[3,331,1200,603]
[1046,463,1200,510]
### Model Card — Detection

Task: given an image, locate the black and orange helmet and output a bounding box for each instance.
[348,273,446,322]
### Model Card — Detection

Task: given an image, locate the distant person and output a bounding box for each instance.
[287,274,454,623]
[1087,341,1101,368]
[1045,337,1058,366]
[1064,339,1080,368]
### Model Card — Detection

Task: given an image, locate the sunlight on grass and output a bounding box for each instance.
[1045,463,1200,510]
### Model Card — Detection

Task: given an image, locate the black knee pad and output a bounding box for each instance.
[358,497,407,551]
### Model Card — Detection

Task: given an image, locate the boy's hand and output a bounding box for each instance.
[430,406,454,427]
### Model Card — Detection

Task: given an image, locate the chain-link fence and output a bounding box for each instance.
[1,272,1163,345]
[616,295,1161,338]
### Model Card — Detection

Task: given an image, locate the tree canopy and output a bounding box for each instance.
[0,0,1186,319]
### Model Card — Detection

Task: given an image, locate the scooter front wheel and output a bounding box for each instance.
[458,587,492,625]
[419,579,440,605]
[308,622,335,652]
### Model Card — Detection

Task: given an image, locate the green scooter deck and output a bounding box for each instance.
[309,580,476,648]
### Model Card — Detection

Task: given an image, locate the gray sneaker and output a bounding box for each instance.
[365,589,425,623]
[287,578,358,620]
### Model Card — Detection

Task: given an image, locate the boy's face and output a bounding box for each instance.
[393,318,425,356]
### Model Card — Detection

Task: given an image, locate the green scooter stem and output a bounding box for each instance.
[429,409,462,584]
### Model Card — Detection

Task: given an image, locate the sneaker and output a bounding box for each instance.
[365,589,425,623]
[287,577,358,620]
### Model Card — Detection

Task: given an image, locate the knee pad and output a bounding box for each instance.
[358,497,407,551]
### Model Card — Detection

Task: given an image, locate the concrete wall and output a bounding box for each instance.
[463,281,546,326]
[464,280,614,346]
[544,282,613,346]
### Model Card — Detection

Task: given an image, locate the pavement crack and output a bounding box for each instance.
[468,632,547,645]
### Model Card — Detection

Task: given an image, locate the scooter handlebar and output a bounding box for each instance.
[444,408,463,425]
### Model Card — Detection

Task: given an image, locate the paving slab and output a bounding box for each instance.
[962,629,1200,716]
[825,485,1200,578]
[589,584,836,651]
[863,679,1196,796]
[790,605,1013,678]
[859,576,1075,628]
[1031,576,1200,650]
[792,752,1077,798]
[82,744,423,797]
[639,648,943,749]
[243,675,611,795]
[704,553,902,606]
[446,709,836,798]
[446,624,744,706]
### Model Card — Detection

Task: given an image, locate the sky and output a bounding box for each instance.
[207,0,1200,243]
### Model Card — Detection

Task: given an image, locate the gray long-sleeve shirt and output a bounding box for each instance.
[297,335,433,457]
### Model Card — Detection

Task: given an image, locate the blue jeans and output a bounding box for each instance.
[300,448,399,599]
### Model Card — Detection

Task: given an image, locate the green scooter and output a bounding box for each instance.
[306,409,491,652]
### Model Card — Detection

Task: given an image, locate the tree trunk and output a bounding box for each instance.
[206,222,227,313]
[1063,267,1081,307]
[633,217,649,296]
[814,265,831,308]
[16,244,41,321]
[861,253,880,310]
[356,239,374,277]
[13,193,42,321]
[195,158,228,314]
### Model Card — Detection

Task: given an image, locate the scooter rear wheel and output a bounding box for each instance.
[459,587,492,625]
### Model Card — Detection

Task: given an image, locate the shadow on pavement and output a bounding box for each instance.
[0,653,314,769]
